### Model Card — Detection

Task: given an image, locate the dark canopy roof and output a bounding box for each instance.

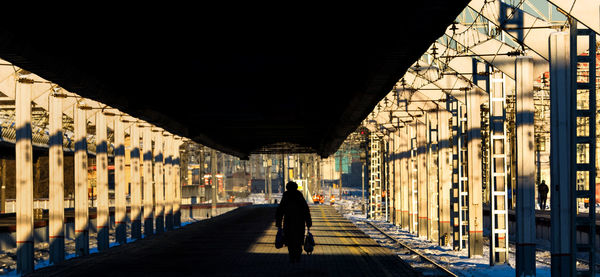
[0,3,468,158]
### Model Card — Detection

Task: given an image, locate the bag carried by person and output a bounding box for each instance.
[275,227,285,249]
[304,231,315,254]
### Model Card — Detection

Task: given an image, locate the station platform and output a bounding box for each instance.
[28,205,417,276]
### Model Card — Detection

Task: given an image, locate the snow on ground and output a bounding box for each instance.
[341,207,553,277]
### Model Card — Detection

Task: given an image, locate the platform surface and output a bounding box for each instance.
[27,205,417,276]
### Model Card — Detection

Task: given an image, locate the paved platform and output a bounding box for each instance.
[27,205,417,276]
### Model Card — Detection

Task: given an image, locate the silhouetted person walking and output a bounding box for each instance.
[276,181,312,263]
[538,180,549,210]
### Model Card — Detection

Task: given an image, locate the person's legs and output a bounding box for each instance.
[292,245,302,262]
[541,197,547,210]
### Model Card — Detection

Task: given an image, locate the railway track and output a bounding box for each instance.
[361,218,599,275]
[363,221,458,277]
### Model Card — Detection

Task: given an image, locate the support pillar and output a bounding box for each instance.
[95,112,109,251]
[400,127,410,230]
[427,112,439,242]
[549,31,575,276]
[130,124,142,238]
[515,56,536,275]
[164,135,174,231]
[211,149,218,216]
[173,138,182,227]
[394,132,401,226]
[153,132,164,233]
[16,74,33,274]
[467,89,484,257]
[438,109,452,245]
[409,124,418,233]
[114,119,127,244]
[142,126,154,237]
[417,119,428,238]
[74,103,89,256]
[49,90,64,263]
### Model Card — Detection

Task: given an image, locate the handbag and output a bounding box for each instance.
[303,231,315,254]
[275,227,285,249]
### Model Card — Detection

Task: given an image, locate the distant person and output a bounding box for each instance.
[276,181,312,263]
[538,180,549,210]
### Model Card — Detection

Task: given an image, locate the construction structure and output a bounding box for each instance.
[363,1,599,276]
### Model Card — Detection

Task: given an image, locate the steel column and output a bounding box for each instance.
[114,119,127,244]
[74,104,89,256]
[466,88,484,257]
[369,133,382,219]
[427,113,439,242]
[449,97,468,250]
[409,124,418,234]
[16,74,33,274]
[142,126,154,236]
[549,31,575,277]
[515,56,535,274]
[130,124,142,238]
[417,119,428,238]
[400,127,410,230]
[95,112,109,250]
[394,132,401,226]
[437,109,452,246]
[48,92,64,263]
[153,132,164,233]
[173,138,182,227]
[211,149,218,216]
[572,23,596,276]
[489,70,509,264]
[164,135,174,231]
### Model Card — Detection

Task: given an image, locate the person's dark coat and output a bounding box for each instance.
[276,190,312,248]
[538,182,549,199]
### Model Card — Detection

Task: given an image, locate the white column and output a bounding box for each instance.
[427,112,439,242]
[130,124,142,239]
[549,31,575,276]
[95,112,109,251]
[466,89,484,257]
[16,74,34,274]
[173,138,182,226]
[393,132,401,226]
[515,56,536,276]
[400,126,409,230]
[74,104,89,256]
[154,132,164,233]
[114,119,127,244]
[417,119,428,238]
[48,91,64,263]
[164,135,174,230]
[437,109,452,245]
[142,126,154,236]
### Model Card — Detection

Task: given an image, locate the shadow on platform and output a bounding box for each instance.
[28,205,416,277]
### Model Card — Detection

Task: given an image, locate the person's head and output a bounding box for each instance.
[286,181,298,191]
[541,180,546,185]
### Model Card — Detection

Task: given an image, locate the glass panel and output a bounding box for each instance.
[577,62,590,83]
[576,117,590,136]
[577,89,590,110]
[576,143,590,164]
